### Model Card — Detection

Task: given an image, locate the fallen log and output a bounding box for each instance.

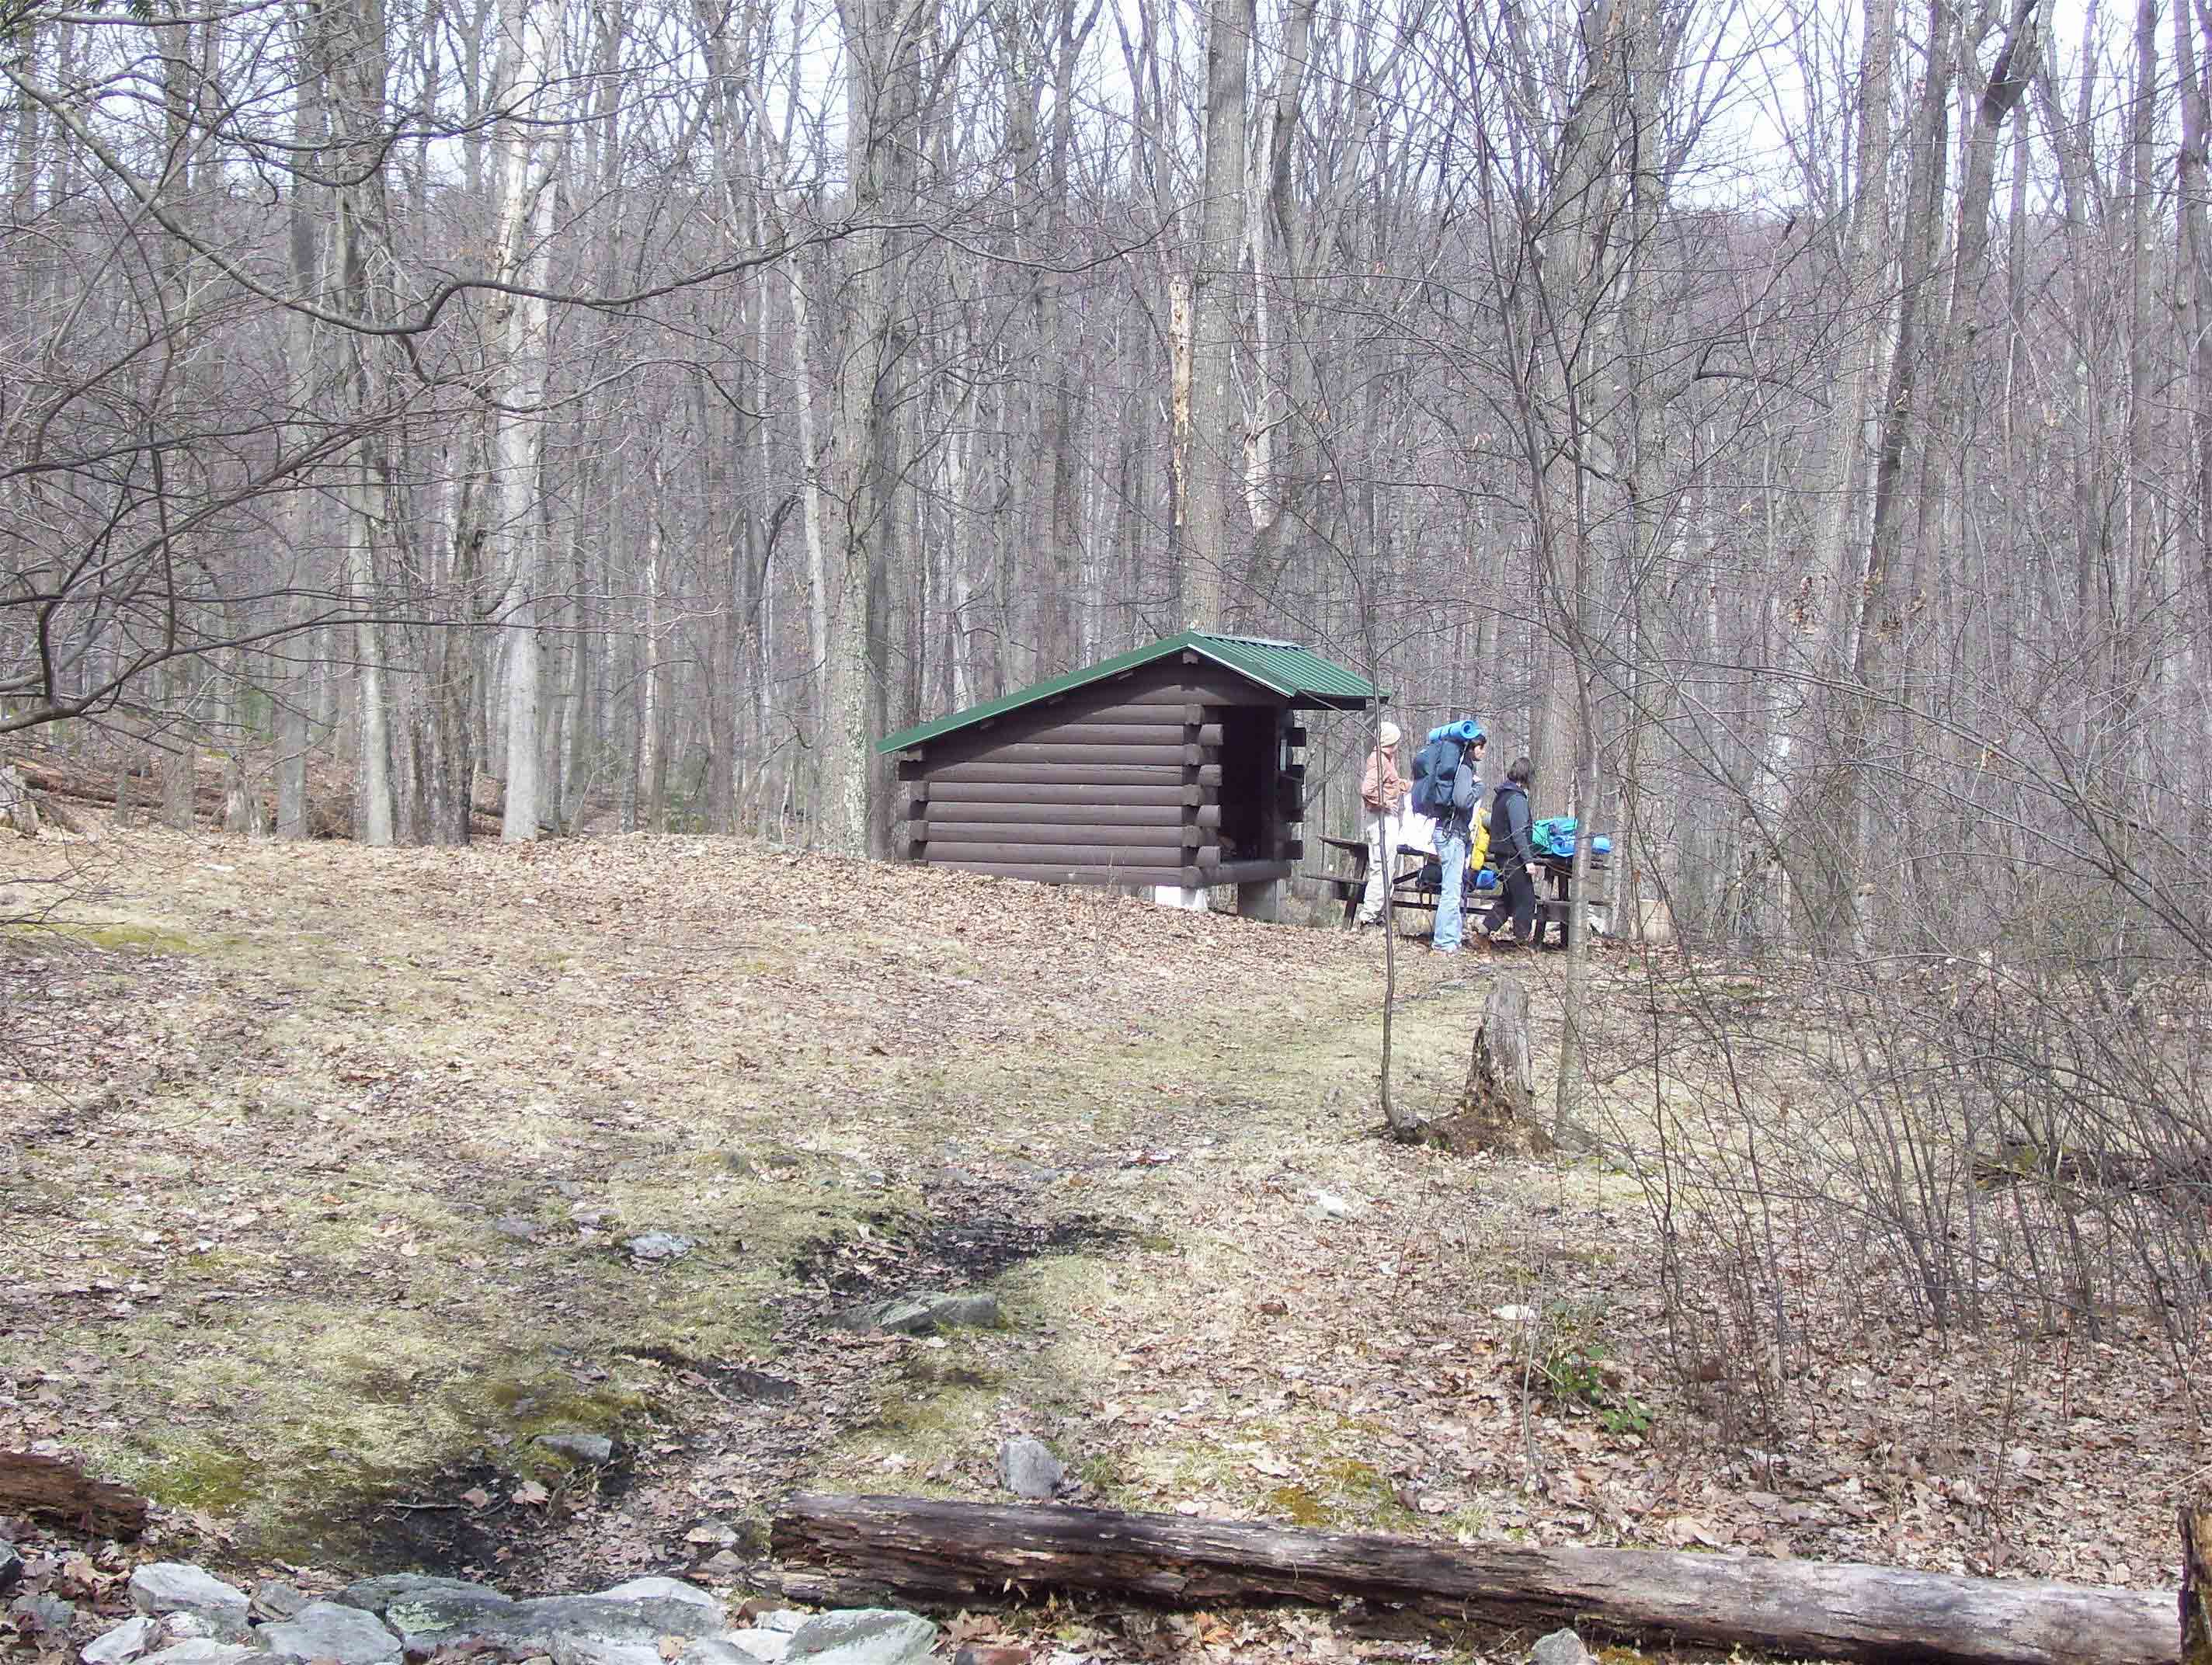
[0,1451,148,1538]
[770,1494,2175,1665]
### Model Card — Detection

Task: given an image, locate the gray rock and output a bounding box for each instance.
[626,1232,693,1261]
[593,1578,719,1611]
[83,1615,158,1665]
[261,1602,403,1665]
[376,1588,520,1652]
[840,1291,1004,1335]
[0,1541,20,1595]
[784,1608,936,1665]
[12,1592,75,1635]
[494,1215,544,1241]
[539,1431,617,1464]
[1531,1629,1593,1665]
[545,1639,660,1665]
[158,1611,254,1646]
[723,1633,791,1664]
[136,1646,257,1665]
[129,1564,249,1622]
[251,1581,309,1622]
[994,1435,1066,1500]
[497,1594,729,1652]
[337,1573,508,1616]
[749,1612,809,1635]
[683,1642,767,1665]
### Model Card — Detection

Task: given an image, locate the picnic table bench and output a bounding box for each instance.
[1307,832,1609,947]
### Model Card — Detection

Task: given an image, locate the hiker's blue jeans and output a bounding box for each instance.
[1434,824,1469,950]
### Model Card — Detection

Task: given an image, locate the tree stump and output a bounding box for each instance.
[221,755,266,835]
[1450,973,1552,1156]
[0,765,40,837]
[2185,1489,2212,1665]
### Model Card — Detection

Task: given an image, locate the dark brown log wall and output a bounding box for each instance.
[896,655,1307,888]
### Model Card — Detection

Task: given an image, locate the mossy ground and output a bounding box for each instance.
[2,826,2197,1616]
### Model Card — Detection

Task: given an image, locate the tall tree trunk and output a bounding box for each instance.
[1181,0,1250,630]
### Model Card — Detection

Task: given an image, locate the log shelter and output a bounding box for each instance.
[879,631,1381,916]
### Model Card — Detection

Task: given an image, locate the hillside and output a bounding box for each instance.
[0,826,2198,1661]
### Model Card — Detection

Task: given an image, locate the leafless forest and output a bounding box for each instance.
[5,0,2212,1597]
[3,0,2200,902]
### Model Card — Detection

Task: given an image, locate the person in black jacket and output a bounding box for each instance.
[1480,756,1539,947]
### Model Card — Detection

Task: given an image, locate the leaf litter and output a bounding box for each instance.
[0,823,2200,1664]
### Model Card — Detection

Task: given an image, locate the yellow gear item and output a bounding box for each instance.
[1469,801,1491,871]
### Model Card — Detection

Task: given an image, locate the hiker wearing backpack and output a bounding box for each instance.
[1413,721,1486,954]
[1480,755,1540,947]
[1354,721,1408,928]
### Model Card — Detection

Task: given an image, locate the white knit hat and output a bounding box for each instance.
[1378,720,1401,746]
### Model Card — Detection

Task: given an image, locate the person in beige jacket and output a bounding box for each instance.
[1355,721,1407,927]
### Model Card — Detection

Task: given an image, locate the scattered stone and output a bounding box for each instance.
[748,1613,808,1635]
[1532,1629,1593,1665]
[373,1587,520,1653]
[840,1291,1004,1335]
[725,1634,791,1665]
[569,1202,613,1226]
[783,1608,936,1665]
[160,1611,255,1646]
[685,1643,771,1665]
[260,1602,403,1665]
[697,1551,747,1578]
[83,1615,158,1665]
[338,1573,510,1615]
[136,1645,257,1665]
[953,1647,1035,1665]
[1305,1189,1353,1218]
[593,1578,719,1611]
[994,1436,1065,1500]
[129,1564,249,1622]
[251,1581,309,1622]
[494,1216,544,1242]
[538,1431,617,1465]
[0,1542,20,1595]
[626,1232,694,1261]
[12,1592,75,1634]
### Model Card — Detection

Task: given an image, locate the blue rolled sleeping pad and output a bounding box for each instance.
[1425,718,1487,745]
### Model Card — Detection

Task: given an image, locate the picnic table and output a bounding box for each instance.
[1308,833,1610,947]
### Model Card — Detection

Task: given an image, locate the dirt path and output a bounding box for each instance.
[1,826,2201,1660]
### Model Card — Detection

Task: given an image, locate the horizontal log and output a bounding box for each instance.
[922,801,1186,827]
[0,1451,148,1539]
[923,822,1184,849]
[920,763,1187,787]
[1201,859,1295,883]
[920,780,1200,807]
[1195,805,1221,830]
[770,1495,2178,1665]
[926,861,1204,888]
[1190,764,1223,788]
[971,742,1191,767]
[1192,723,1226,748]
[927,841,1187,867]
[992,721,1195,748]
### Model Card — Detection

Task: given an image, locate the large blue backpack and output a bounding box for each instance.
[1410,719,1484,817]
[1410,735,1462,817]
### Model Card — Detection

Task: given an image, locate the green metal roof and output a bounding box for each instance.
[878,631,1382,753]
